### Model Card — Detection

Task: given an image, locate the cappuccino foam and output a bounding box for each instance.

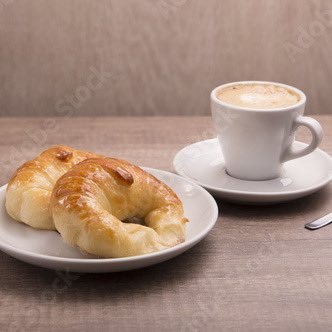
[217,84,300,109]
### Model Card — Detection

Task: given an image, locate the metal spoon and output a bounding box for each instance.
[305,212,332,230]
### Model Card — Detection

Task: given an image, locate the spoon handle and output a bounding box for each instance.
[305,212,332,230]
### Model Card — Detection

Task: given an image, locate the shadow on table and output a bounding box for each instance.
[0,235,213,301]
[215,185,331,221]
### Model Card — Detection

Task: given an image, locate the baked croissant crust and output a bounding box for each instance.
[5,145,99,230]
[50,158,188,257]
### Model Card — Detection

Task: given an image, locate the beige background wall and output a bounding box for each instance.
[0,0,331,116]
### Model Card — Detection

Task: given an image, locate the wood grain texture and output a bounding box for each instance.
[0,0,332,116]
[0,116,331,331]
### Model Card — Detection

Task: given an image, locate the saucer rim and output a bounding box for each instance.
[173,139,332,197]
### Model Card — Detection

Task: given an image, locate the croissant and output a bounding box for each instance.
[5,145,100,230]
[50,158,188,257]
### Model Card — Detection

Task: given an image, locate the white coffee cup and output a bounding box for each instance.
[211,81,323,181]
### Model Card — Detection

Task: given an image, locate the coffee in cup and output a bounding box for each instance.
[211,81,323,181]
[216,83,300,110]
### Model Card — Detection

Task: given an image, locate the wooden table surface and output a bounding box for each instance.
[0,116,331,331]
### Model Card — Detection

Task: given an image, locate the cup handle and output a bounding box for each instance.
[282,116,323,162]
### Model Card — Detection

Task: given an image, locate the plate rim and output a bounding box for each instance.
[173,138,332,197]
[0,167,219,265]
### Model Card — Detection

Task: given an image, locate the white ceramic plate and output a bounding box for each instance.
[173,139,332,204]
[0,168,218,273]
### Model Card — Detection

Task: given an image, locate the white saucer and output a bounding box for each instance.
[0,168,218,273]
[173,139,332,204]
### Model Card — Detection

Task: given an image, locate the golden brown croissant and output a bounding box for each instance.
[6,145,100,230]
[50,158,188,257]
